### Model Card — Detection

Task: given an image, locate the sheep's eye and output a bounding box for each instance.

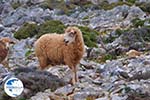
[69,32,75,37]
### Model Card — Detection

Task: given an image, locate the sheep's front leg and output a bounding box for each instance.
[71,66,78,85]
[38,56,48,70]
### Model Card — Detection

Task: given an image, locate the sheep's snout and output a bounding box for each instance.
[64,39,69,45]
[0,37,16,50]
[64,33,76,45]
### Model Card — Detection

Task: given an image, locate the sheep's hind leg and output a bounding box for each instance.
[71,66,78,85]
[38,56,48,70]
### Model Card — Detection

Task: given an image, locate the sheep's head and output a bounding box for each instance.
[0,37,15,49]
[64,27,77,45]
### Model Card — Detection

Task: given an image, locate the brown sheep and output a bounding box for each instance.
[0,37,15,68]
[35,26,85,84]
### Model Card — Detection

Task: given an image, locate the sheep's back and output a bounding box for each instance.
[35,34,65,65]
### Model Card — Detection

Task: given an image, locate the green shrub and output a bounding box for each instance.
[25,49,33,57]
[131,18,145,28]
[40,0,63,9]
[83,16,90,20]
[14,20,99,47]
[78,26,99,47]
[84,35,97,47]
[18,98,26,100]
[104,54,115,61]
[137,2,150,13]
[14,22,38,40]
[103,29,124,44]
[14,20,66,40]
[92,53,117,63]
[126,0,136,4]
[115,29,124,36]
[11,1,22,9]
[37,20,66,38]
[40,0,76,14]
[99,1,132,10]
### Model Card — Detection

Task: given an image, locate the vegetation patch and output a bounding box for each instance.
[37,20,66,38]
[40,0,96,14]
[25,48,33,58]
[40,0,76,14]
[126,0,136,4]
[95,54,117,63]
[14,22,38,40]
[11,1,22,9]
[121,27,150,46]
[78,26,99,47]
[136,2,150,13]
[14,20,99,47]
[131,18,145,28]
[98,1,132,10]
[103,28,128,43]
[102,54,117,62]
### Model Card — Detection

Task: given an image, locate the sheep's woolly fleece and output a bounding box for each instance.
[35,26,85,70]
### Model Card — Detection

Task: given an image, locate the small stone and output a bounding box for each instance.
[0,24,4,32]
[111,94,127,100]
[30,91,51,100]
[55,84,75,96]
[107,0,119,4]
[96,97,109,100]
[30,0,44,4]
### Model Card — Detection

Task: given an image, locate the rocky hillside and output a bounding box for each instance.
[0,0,150,100]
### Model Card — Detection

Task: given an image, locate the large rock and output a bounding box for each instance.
[2,7,46,26]
[125,5,146,20]
[0,24,5,32]
[0,67,66,100]
[2,8,26,26]
[73,83,104,100]
[137,0,150,3]
[13,67,66,99]
[52,15,82,26]
[40,9,53,20]
[30,0,44,4]
[9,38,36,68]
[105,27,150,56]
[25,7,44,20]
[0,2,14,18]
[88,5,146,31]
[107,0,119,4]
[88,5,130,30]
[30,89,51,100]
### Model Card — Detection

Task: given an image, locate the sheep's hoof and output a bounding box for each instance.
[69,78,78,85]
[69,78,73,85]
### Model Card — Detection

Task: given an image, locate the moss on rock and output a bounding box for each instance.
[14,22,38,40]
